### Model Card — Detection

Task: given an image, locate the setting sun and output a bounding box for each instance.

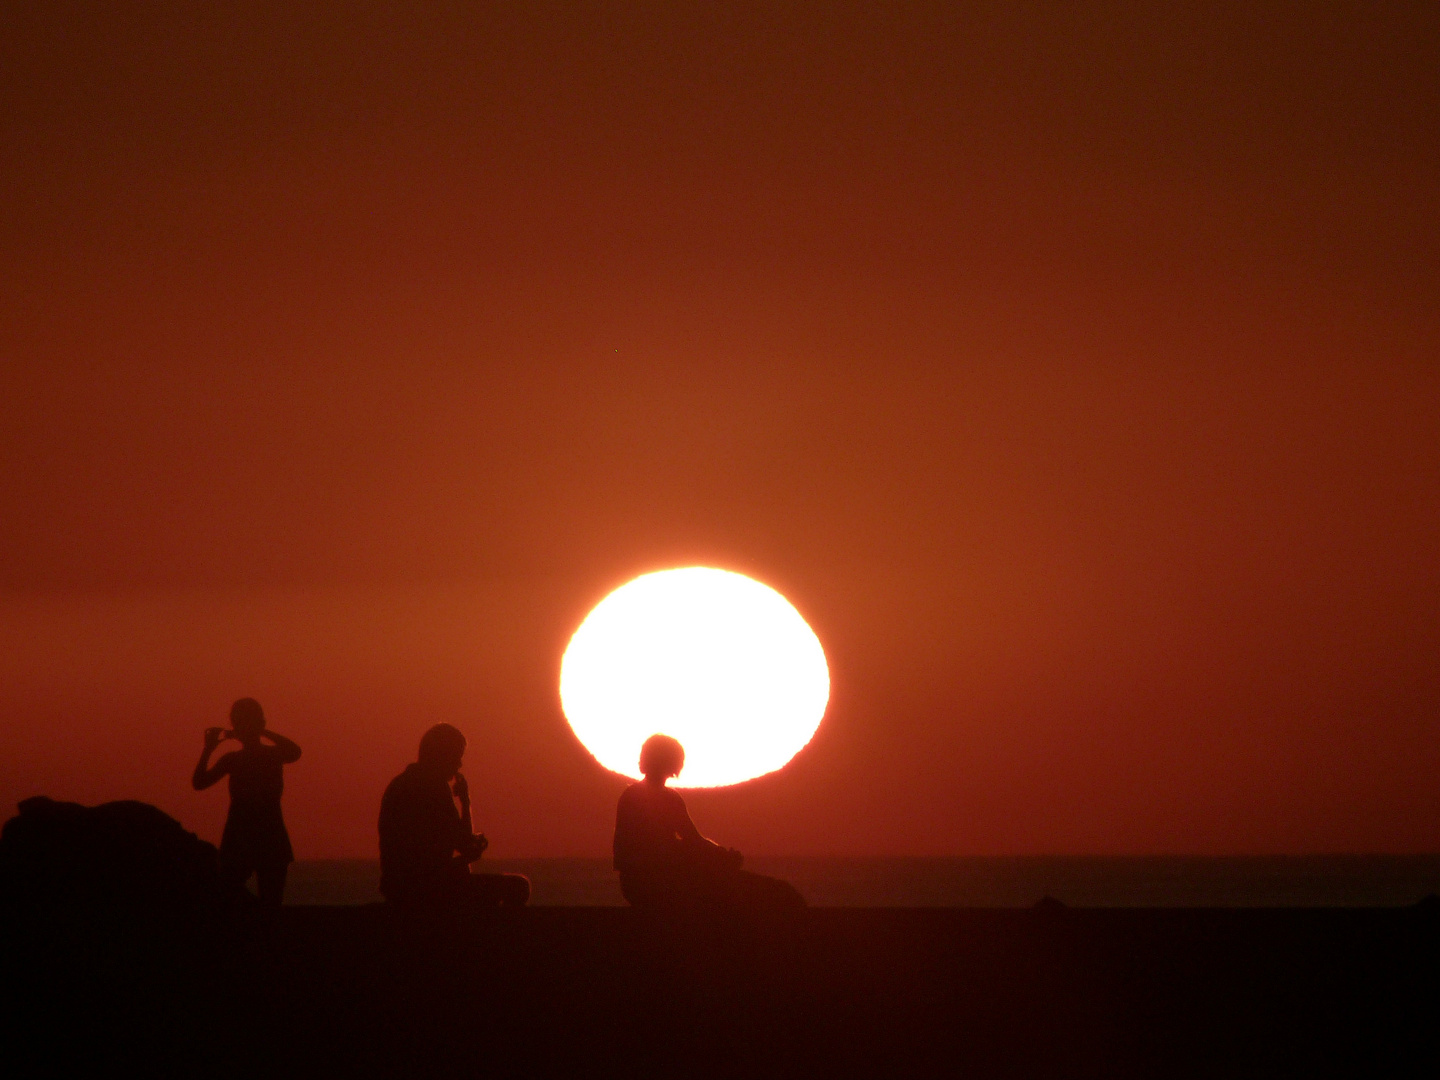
[559,568,830,787]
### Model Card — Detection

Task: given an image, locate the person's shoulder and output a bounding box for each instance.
[619,782,683,810]
[382,765,418,798]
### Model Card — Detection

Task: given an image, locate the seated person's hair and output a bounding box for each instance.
[418,722,467,765]
[639,734,684,778]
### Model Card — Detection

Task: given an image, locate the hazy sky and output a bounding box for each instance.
[2,3,1436,856]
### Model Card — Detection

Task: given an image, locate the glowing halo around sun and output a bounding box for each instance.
[559,567,830,788]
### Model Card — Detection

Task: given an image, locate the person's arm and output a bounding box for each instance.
[676,801,723,850]
[260,729,302,764]
[675,797,741,867]
[674,798,712,846]
[191,729,232,790]
[451,773,488,864]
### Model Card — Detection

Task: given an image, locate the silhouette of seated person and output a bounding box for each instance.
[191,697,301,907]
[614,734,805,914]
[378,723,529,908]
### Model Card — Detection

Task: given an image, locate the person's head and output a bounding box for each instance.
[639,734,684,783]
[417,722,467,779]
[229,698,265,742]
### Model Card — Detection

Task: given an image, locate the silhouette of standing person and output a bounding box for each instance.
[378,723,529,908]
[191,697,301,907]
[614,734,805,913]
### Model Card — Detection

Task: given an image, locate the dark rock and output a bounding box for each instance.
[1034,894,1068,911]
[0,795,250,908]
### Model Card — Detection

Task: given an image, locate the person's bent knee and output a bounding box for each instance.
[467,872,529,907]
[504,874,530,907]
[255,863,290,907]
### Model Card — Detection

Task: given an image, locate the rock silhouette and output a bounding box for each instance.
[0,796,251,909]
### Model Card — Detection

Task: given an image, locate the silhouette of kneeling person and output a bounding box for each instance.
[192,697,301,906]
[614,734,805,914]
[378,723,529,908]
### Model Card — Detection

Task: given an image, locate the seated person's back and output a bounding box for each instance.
[613,779,700,878]
[379,759,464,901]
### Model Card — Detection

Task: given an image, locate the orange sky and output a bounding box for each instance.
[2,3,1436,857]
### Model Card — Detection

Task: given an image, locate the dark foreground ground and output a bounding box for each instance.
[4,903,1437,1078]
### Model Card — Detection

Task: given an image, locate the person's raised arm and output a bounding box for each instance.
[192,728,232,790]
[260,729,302,764]
[451,772,488,863]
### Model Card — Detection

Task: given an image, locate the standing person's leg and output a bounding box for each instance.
[467,873,530,907]
[255,862,289,907]
[218,822,253,894]
[219,860,251,892]
[218,846,255,897]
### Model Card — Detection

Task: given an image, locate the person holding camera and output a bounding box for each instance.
[192,697,302,906]
[377,723,529,908]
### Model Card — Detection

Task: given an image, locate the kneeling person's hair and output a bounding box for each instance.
[639,734,684,779]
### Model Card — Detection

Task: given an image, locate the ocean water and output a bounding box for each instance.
[283,855,1440,908]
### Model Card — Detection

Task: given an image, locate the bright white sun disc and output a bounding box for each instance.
[559,568,829,787]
